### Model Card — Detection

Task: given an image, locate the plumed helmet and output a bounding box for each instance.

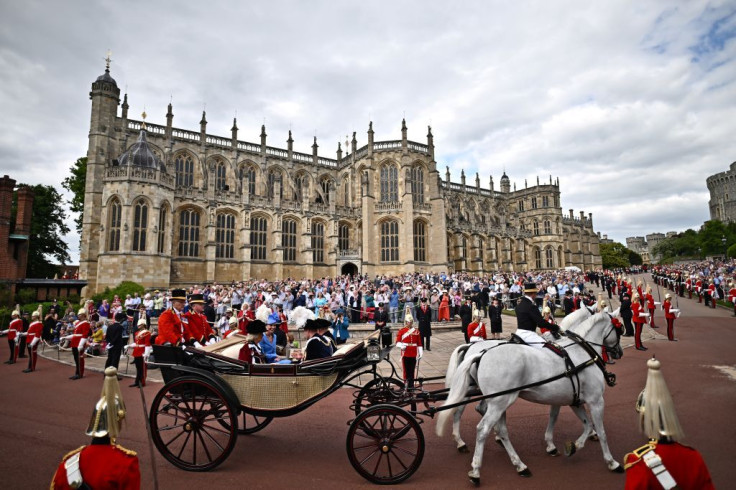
[255,304,272,323]
[404,310,414,324]
[636,358,684,441]
[228,316,237,326]
[137,317,147,327]
[12,304,20,317]
[665,293,672,300]
[32,306,42,318]
[472,307,482,320]
[77,308,87,317]
[289,306,316,329]
[86,367,126,440]
[542,306,551,315]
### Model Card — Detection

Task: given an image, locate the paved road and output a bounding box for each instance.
[1,274,734,489]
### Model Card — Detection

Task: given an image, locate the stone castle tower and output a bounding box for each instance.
[79,62,601,294]
[707,161,736,223]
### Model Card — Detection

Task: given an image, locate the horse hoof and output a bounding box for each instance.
[518,468,532,478]
[468,475,480,486]
[547,448,559,456]
[458,444,470,453]
[564,441,576,457]
[588,433,599,442]
[611,464,624,474]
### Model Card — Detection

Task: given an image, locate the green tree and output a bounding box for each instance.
[600,242,630,269]
[61,157,87,235]
[18,184,71,278]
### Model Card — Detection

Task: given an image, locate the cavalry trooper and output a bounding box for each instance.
[50,367,140,489]
[395,311,422,390]
[125,317,152,388]
[155,289,187,346]
[2,306,23,364]
[624,358,714,489]
[515,282,560,347]
[466,308,487,343]
[64,308,92,380]
[22,306,44,373]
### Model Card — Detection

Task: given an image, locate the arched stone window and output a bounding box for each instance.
[216,213,236,259]
[157,205,168,254]
[175,154,194,188]
[250,216,268,260]
[412,166,424,204]
[107,198,122,252]
[132,199,148,252]
[380,220,399,262]
[282,219,297,262]
[178,209,201,257]
[338,224,350,251]
[413,220,426,262]
[267,170,283,199]
[380,163,398,202]
[535,247,542,268]
[518,199,524,212]
[320,178,331,204]
[544,220,551,234]
[546,247,554,268]
[531,197,538,209]
[215,161,227,191]
[542,196,549,207]
[533,221,540,236]
[294,175,305,202]
[461,236,467,259]
[240,165,256,195]
[312,221,325,263]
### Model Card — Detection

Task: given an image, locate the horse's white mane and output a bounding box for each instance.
[559,305,593,331]
[567,312,609,339]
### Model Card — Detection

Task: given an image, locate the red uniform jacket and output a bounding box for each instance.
[695,280,703,293]
[70,321,91,348]
[624,441,714,490]
[51,443,140,490]
[467,321,487,340]
[729,287,736,303]
[708,283,717,299]
[155,308,185,346]
[184,311,208,343]
[645,293,655,310]
[632,303,645,324]
[26,320,43,345]
[7,318,22,341]
[132,329,151,357]
[663,300,676,320]
[396,326,421,358]
[540,317,555,335]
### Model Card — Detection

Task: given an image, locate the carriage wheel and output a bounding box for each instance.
[150,377,238,471]
[353,377,406,415]
[237,411,274,435]
[346,404,424,485]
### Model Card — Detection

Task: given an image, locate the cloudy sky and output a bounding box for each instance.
[1,1,735,263]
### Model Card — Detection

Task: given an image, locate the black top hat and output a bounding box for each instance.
[246,320,266,335]
[565,290,572,296]
[170,289,187,301]
[114,312,127,322]
[304,318,331,330]
[188,293,205,304]
[523,282,538,293]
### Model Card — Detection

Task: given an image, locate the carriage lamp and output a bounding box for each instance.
[366,338,381,362]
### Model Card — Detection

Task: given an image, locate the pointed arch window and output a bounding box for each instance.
[413,220,426,262]
[240,166,256,195]
[380,164,398,202]
[544,220,552,234]
[412,166,424,204]
[533,221,540,236]
[338,224,350,252]
[107,198,122,252]
[178,209,200,257]
[542,196,549,207]
[320,178,331,203]
[157,205,168,254]
[546,247,554,268]
[215,161,227,191]
[132,199,148,252]
[250,216,267,260]
[531,197,538,209]
[461,236,467,259]
[282,219,297,262]
[380,220,399,262]
[312,222,325,263]
[518,200,524,212]
[343,177,350,206]
[294,175,304,202]
[216,213,236,259]
[535,247,542,268]
[267,171,283,200]
[175,154,194,188]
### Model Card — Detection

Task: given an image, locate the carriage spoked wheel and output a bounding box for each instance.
[150,376,238,471]
[346,404,425,484]
[353,377,406,415]
[236,411,273,435]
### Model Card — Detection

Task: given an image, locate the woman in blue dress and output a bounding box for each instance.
[259,321,291,364]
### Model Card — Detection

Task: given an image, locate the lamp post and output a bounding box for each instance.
[698,247,702,260]
[722,235,727,261]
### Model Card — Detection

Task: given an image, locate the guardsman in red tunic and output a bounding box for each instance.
[624,358,714,490]
[395,311,422,390]
[695,278,703,303]
[540,306,556,339]
[22,307,44,373]
[728,280,736,317]
[685,277,693,299]
[51,367,140,489]
[125,318,152,388]
[645,286,657,328]
[155,289,187,346]
[663,293,679,341]
[65,308,92,380]
[2,306,22,364]
[184,293,216,346]
[632,294,647,351]
[707,281,718,309]
[466,308,487,343]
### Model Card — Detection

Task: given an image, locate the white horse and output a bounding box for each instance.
[443,306,604,458]
[437,311,623,485]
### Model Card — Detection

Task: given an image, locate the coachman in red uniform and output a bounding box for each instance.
[184,293,216,346]
[624,358,714,489]
[65,308,92,380]
[2,307,22,364]
[22,306,44,373]
[155,289,187,346]
[51,367,140,489]
[395,311,422,390]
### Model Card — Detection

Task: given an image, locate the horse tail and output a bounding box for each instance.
[445,344,467,388]
[436,352,483,437]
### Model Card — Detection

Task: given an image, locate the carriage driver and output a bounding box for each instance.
[514,282,560,347]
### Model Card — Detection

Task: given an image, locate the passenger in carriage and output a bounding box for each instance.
[238,320,266,364]
[259,318,291,364]
[302,318,334,361]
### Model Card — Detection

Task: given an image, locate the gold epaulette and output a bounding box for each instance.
[623,441,656,470]
[114,444,138,457]
[60,446,85,462]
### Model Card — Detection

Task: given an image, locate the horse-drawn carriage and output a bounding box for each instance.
[149,307,623,485]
